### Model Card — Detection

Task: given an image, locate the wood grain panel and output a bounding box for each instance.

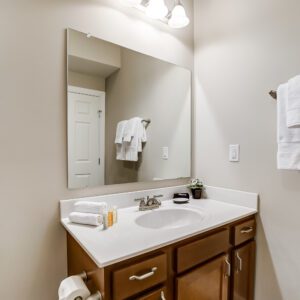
[177,229,230,273]
[135,286,167,300]
[177,254,229,300]
[234,219,256,246]
[232,241,255,300]
[113,253,167,300]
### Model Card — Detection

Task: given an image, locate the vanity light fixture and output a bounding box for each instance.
[145,0,168,19]
[121,0,190,29]
[168,0,190,28]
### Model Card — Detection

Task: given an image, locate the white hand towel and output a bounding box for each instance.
[116,143,126,160]
[115,120,127,160]
[123,117,140,142]
[277,83,300,170]
[124,117,144,161]
[138,121,147,152]
[287,75,300,128]
[117,117,147,161]
[115,120,127,144]
[69,212,103,226]
[74,201,107,214]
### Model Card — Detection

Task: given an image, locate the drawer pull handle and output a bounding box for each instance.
[240,226,253,234]
[236,252,243,272]
[161,291,166,300]
[129,267,157,281]
[225,259,231,277]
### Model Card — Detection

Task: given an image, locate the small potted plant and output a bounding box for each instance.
[188,178,204,199]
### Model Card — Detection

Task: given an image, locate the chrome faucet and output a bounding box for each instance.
[135,195,163,211]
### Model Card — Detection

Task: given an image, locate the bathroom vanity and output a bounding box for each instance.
[61,186,258,300]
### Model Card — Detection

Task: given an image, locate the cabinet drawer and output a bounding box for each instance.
[234,219,256,246]
[113,253,167,300]
[176,229,230,273]
[135,286,167,300]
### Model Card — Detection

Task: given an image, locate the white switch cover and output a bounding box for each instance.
[229,144,240,162]
[162,147,169,160]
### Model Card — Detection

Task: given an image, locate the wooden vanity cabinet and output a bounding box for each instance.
[67,216,256,300]
[134,286,167,300]
[177,254,230,300]
[232,241,255,300]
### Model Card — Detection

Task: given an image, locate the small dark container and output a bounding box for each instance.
[191,188,202,199]
[173,193,190,204]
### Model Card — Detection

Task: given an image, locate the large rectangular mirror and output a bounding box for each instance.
[67,28,191,189]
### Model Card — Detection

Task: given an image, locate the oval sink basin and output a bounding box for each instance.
[135,208,204,230]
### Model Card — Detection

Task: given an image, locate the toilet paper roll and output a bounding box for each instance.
[58,275,91,300]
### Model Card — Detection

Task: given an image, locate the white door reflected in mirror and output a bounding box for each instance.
[68,86,105,188]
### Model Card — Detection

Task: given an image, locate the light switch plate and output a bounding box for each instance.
[162,146,169,160]
[229,144,240,162]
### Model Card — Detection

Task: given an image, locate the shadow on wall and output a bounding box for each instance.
[255,214,283,300]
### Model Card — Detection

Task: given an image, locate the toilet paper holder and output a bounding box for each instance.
[75,271,103,300]
[74,291,102,300]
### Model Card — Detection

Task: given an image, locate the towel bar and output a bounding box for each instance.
[142,118,151,124]
[269,90,277,99]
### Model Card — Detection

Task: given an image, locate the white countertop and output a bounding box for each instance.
[61,198,257,268]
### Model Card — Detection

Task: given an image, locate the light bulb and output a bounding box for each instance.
[146,0,168,19]
[122,0,142,7]
[168,4,190,28]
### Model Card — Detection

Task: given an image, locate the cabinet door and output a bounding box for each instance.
[135,286,167,300]
[233,241,255,300]
[177,254,230,300]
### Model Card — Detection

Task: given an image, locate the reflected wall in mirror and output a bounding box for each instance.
[67,28,191,189]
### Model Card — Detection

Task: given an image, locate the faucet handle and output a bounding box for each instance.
[152,194,163,205]
[134,197,145,202]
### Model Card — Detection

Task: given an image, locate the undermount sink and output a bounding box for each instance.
[135,208,204,230]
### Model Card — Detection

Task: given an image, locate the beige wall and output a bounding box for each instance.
[0,0,193,299]
[105,48,191,184]
[68,28,121,68]
[68,71,106,91]
[194,0,300,299]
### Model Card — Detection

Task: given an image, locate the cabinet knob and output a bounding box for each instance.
[161,291,166,300]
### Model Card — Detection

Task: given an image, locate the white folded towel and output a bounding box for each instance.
[124,118,146,161]
[74,201,107,214]
[287,75,300,128]
[116,117,147,162]
[115,120,128,160]
[115,120,128,144]
[277,83,300,170]
[123,117,141,142]
[69,212,103,226]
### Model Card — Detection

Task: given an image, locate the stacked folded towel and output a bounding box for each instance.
[69,201,107,226]
[115,117,147,161]
[69,212,103,226]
